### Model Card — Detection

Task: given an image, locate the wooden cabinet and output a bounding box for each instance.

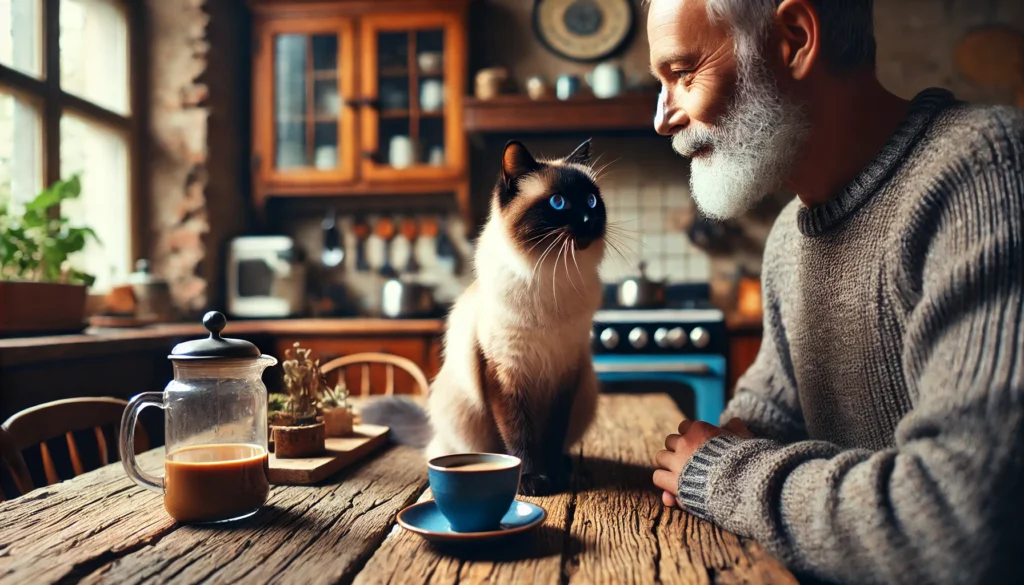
[250,0,470,211]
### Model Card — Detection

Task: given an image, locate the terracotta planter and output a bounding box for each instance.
[0,281,87,337]
[272,422,326,458]
[323,407,354,437]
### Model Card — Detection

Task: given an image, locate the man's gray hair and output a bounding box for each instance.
[704,0,876,71]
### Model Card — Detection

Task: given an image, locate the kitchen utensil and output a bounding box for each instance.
[127,259,174,321]
[321,210,344,268]
[119,311,278,524]
[435,216,456,275]
[380,278,437,318]
[400,217,420,273]
[420,79,445,112]
[616,262,666,308]
[388,135,415,169]
[376,216,398,277]
[586,62,624,98]
[556,74,580,100]
[353,216,371,272]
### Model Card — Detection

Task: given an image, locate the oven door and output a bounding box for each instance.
[593,355,726,424]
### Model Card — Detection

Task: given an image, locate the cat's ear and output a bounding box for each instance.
[564,138,592,166]
[501,140,540,184]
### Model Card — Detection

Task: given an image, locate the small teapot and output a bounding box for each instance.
[119,311,278,524]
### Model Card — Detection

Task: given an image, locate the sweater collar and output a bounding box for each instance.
[796,87,956,236]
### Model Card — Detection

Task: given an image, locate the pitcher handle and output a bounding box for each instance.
[119,392,164,494]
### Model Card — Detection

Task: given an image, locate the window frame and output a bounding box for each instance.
[0,0,147,286]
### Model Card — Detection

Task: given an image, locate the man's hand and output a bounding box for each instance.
[653,418,753,508]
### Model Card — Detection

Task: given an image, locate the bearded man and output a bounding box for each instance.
[647,1,1024,584]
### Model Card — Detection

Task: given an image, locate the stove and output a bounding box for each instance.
[590,307,728,424]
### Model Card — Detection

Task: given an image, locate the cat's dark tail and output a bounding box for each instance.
[358,395,432,449]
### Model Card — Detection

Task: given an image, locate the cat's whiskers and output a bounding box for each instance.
[530,229,566,283]
[523,229,560,256]
[569,242,585,290]
[559,236,582,298]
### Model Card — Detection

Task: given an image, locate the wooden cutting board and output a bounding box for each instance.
[268,424,390,485]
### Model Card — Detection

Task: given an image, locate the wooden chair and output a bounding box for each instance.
[320,352,430,411]
[1,397,149,487]
[0,427,32,502]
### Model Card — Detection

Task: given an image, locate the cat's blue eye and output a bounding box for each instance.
[549,194,565,210]
[587,194,597,208]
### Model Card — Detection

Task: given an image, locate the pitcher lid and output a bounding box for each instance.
[169,311,261,360]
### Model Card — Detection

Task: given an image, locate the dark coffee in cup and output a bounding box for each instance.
[428,453,522,532]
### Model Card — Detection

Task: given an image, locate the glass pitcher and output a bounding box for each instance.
[119,311,278,524]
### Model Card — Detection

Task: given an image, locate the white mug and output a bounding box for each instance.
[315,145,337,170]
[389,135,414,169]
[587,63,624,99]
[420,79,444,112]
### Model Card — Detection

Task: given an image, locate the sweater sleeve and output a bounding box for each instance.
[718,207,807,443]
[679,116,1024,585]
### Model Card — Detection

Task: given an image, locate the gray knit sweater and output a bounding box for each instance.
[678,88,1024,585]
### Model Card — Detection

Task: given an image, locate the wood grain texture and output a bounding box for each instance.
[77,446,426,585]
[0,395,795,584]
[355,394,796,584]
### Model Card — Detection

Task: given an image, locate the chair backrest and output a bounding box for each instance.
[1,397,149,486]
[320,352,430,398]
[0,427,32,502]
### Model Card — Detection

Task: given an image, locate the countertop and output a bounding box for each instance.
[0,318,446,367]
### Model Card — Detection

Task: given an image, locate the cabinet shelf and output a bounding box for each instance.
[464,91,659,134]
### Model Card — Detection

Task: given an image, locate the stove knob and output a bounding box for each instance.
[628,327,649,349]
[689,326,711,349]
[654,327,670,348]
[599,328,619,349]
[667,327,687,349]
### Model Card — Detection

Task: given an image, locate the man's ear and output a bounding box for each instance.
[501,140,540,185]
[564,138,592,166]
[775,0,820,80]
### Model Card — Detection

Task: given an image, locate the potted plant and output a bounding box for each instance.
[320,379,354,437]
[273,342,327,458]
[0,175,98,336]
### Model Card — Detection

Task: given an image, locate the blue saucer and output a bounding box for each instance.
[397,499,546,543]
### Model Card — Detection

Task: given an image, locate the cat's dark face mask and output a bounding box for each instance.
[495,139,607,254]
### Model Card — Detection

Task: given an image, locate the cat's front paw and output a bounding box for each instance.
[519,473,553,497]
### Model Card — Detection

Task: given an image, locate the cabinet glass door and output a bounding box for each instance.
[258,19,356,184]
[360,14,464,182]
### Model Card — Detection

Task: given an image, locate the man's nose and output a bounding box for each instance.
[654,85,688,136]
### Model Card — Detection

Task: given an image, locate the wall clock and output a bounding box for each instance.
[533,0,634,63]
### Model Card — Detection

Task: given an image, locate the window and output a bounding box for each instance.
[0,0,140,292]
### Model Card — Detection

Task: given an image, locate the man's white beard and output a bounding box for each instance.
[672,54,810,220]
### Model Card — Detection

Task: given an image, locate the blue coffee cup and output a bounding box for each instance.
[427,453,522,532]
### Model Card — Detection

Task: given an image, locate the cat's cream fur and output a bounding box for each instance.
[424,156,605,462]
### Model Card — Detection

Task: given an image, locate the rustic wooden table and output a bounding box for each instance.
[0,394,796,585]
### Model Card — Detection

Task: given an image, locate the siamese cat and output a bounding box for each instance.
[361,139,606,496]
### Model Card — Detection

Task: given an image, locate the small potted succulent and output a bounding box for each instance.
[273,343,327,458]
[320,380,354,437]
